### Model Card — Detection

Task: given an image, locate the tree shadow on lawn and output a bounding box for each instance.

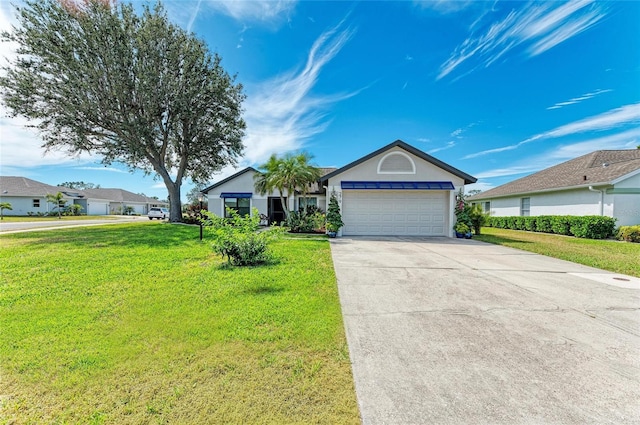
[474,234,534,245]
[1,222,200,249]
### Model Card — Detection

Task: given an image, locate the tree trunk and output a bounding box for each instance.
[167,183,182,222]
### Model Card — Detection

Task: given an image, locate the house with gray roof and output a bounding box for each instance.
[0,176,167,216]
[467,150,640,226]
[203,140,477,237]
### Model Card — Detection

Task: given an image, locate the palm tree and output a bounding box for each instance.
[0,202,12,220]
[290,152,321,214]
[46,192,67,219]
[254,152,321,219]
[254,154,289,219]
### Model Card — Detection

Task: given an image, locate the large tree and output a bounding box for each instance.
[0,0,245,222]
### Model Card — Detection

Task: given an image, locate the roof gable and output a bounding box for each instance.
[202,167,257,193]
[320,140,477,185]
[469,149,640,200]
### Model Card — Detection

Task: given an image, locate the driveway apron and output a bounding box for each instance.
[330,236,640,425]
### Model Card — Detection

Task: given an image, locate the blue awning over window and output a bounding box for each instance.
[341,181,455,190]
[220,192,252,198]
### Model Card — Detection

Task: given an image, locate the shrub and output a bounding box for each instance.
[617,225,640,243]
[569,216,615,239]
[523,216,536,232]
[203,208,285,266]
[486,214,617,239]
[469,205,488,235]
[550,216,572,235]
[286,210,325,233]
[535,216,553,233]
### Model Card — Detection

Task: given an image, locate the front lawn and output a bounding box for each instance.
[0,223,359,423]
[0,215,121,222]
[475,227,640,277]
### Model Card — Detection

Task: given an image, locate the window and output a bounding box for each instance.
[377,152,416,174]
[33,199,40,208]
[224,197,250,217]
[298,197,317,210]
[484,201,490,214]
[520,197,530,216]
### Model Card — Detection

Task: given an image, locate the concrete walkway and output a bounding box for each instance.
[330,236,640,425]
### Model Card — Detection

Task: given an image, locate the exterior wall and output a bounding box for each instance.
[0,196,67,216]
[326,147,465,237]
[204,170,286,218]
[481,184,640,225]
[612,173,640,225]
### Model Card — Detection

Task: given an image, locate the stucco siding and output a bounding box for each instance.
[530,190,601,216]
[0,196,54,216]
[487,198,520,216]
[328,147,466,185]
[612,173,640,225]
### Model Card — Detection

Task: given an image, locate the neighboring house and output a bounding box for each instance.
[0,177,82,216]
[202,140,477,237]
[0,176,168,216]
[467,150,640,226]
[80,188,167,215]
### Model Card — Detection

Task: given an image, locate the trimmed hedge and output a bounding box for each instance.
[617,225,640,243]
[485,215,617,239]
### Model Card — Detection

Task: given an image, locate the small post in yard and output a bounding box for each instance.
[198,194,204,241]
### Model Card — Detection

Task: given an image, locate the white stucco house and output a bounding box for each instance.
[467,150,640,226]
[202,140,477,237]
[0,176,167,216]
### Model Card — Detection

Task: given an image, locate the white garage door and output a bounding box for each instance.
[87,201,109,215]
[342,191,448,236]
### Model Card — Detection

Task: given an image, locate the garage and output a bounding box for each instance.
[342,190,448,236]
[319,140,477,238]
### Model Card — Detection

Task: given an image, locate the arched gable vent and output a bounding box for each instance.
[377,151,416,174]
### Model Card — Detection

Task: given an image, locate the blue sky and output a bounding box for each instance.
[1,0,639,201]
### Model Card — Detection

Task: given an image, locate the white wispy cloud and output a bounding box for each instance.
[474,128,640,179]
[413,0,474,15]
[204,0,296,24]
[465,103,640,159]
[438,0,607,80]
[186,0,203,32]
[240,20,358,165]
[428,141,456,154]
[547,89,612,110]
[75,166,128,173]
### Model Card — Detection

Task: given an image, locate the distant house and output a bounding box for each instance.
[0,176,167,216]
[81,188,167,215]
[202,140,477,237]
[468,150,640,226]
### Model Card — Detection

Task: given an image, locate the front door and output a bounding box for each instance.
[268,197,287,224]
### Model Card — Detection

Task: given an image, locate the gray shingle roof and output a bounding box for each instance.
[0,176,75,197]
[81,188,158,203]
[469,150,640,200]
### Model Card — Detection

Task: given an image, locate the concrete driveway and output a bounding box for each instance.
[330,236,640,425]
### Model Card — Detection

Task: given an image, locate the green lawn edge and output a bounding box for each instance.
[474,227,640,277]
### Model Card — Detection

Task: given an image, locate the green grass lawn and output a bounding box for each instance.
[475,227,640,278]
[0,223,359,424]
[0,215,122,222]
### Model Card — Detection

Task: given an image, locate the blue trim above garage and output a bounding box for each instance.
[341,181,455,190]
[220,192,252,198]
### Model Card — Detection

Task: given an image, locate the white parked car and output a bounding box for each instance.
[148,207,169,220]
